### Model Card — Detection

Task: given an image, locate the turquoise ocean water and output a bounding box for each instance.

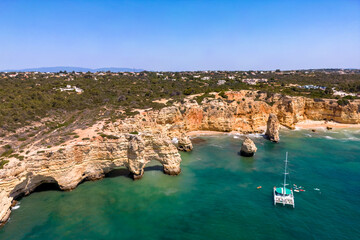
[0,129,359,240]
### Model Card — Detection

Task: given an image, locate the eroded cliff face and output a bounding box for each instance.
[177,91,360,132]
[1,90,360,225]
[0,131,182,224]
[265,114,280,142]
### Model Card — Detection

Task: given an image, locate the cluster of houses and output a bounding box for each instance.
[242,78,268,85]
[298,85,326,90]
[217,80,226,85]
[332,88,358,97]
[58,85,83,93]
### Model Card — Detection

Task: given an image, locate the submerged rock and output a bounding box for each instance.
[265,113,280,142]
[240,137,257,157]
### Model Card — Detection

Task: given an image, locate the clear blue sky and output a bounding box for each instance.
[0,0,359,71]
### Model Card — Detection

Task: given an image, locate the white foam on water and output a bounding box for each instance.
[324,136,334,140]
[210,144,224,149]
[340,131,360,141]
[164,189,178,196]
[342,137,360,141]
[247,133,262,138]
[233,136,240,139]
[12,203,20,210]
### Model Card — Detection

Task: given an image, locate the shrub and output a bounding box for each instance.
[99,133,119,139]
[1,149,13,157]
[218,91,228,99]
[183,88,194,95]
[0,159,9,169]
[337,99,349,106]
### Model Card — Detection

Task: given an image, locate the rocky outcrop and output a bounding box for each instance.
[240,137,257,157]
[176,134,193,152]
[0,131,182,225]
[265,113,280,142]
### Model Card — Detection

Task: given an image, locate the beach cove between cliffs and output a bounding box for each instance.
[0,128,359,240]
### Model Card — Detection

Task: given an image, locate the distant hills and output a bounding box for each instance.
[1,66,145,73]
[1,67,359,73]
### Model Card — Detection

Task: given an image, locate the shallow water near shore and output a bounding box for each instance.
[1,129,360,240]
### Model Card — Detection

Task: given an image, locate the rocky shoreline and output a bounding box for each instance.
[1,90,360,225]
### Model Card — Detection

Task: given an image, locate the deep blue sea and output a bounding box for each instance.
[1,129,360,240]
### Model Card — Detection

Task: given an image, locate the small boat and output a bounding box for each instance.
[273,152,295,208]
[300,189,305,192]
[257,186,262,189]
[314,188,320,191]
[294,189,299,192]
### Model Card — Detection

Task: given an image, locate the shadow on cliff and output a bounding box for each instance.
[105,168,132,179]
[105,165,164,179]
[105,164,164,181]
[11,175,61,201]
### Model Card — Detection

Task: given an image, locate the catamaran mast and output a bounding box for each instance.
[283,152,288,196]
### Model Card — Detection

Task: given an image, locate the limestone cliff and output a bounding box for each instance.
[0,131,182,224]
[178,91,360,132]
[1,90,360,225]
[265,114,280,142]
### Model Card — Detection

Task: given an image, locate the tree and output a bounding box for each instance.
[183,88,193,95]
[324,88,333,95]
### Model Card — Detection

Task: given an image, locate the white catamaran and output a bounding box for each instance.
[273,152,295,208]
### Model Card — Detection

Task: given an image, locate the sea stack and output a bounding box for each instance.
[265,113,280,143]
[240,137,257,157]
[176,134,193,152]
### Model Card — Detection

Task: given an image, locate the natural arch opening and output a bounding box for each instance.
[33,182,61,193]
[144,160,164,173]
[105,167,132,179]
[12,177,61,201]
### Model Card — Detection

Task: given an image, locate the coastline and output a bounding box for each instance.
[187,131,230,137]
[186,121,360,138]
[187,129,266,137]
[294,120,360,130]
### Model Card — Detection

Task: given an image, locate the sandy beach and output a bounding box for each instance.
[187,131,231,137]
[294,120,360,130]
[186,121,360,137]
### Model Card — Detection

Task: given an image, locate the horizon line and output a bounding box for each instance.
[1,66,359,73]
